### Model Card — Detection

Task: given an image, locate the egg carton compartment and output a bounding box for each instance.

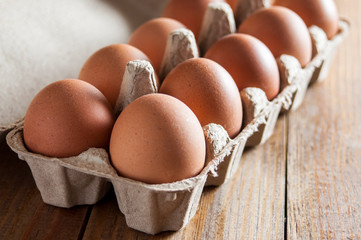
[6,124,225,234]
[0,118,24,140]
[234,0,273,25]
[5,1,349,235]
[278,20,349,113]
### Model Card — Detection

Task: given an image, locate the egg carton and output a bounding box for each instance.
[6,2,349,235]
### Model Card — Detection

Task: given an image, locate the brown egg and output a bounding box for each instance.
[78,44,151,109]
[273,0,339,39]
[160,58,242,138]
[238,6,312,67]
[24,79,115,158]
[128,18,186,75]
[110,93,206,184]
[205,34,280,100]
[162,0,225,40]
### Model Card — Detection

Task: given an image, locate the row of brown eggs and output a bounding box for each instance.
[23,0,339,184]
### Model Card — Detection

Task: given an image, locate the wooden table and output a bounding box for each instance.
[1,1,360,239]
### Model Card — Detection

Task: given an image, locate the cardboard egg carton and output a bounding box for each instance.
[6,2,349,235]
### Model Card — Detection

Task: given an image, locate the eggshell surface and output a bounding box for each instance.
[24,79,115,158]
[273,0,339,39]
[78,44,150,109]
[205,34,280,100]
[162,0,225,40]
[238,6,312,67]
[109,93,206,184]
[128,18,186,75]
[160,58,242,138]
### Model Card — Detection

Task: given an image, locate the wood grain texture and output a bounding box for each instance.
[82,117,286,240]
[0,139,90,240]
[286,1,361,239]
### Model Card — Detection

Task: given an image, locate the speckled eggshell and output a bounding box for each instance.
[205,34,280,100]
[24,79,115,158]
[109,93,206,184]
[238,6,312,67]
[128,18,186,75]
[78,44,152,108]
[162,0,225,40]
[160,58,243,139]
[273,0,339,39]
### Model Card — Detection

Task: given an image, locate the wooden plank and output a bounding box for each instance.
[82,117,287,239]
[286,1,361,239]
[0,138,90,240]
